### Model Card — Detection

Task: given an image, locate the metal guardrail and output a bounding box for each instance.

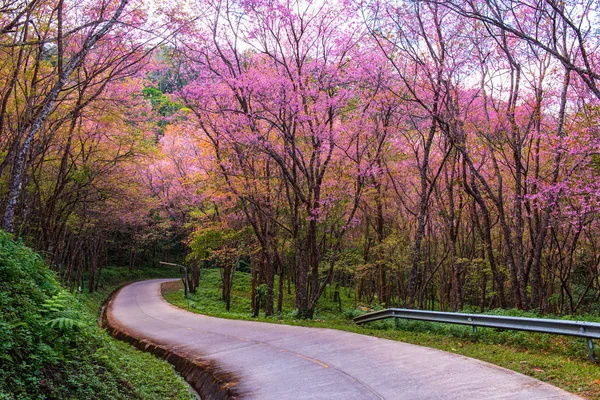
[354,308,600,362]
[159,261,190,297]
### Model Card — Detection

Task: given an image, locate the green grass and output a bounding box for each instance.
[162,268,600,399]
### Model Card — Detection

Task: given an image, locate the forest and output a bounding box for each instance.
[1,0,599,323]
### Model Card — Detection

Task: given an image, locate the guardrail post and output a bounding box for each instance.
[587,339,596,363]
[394,317,399,329]
[160,261,189,298]
[467,317,477,336]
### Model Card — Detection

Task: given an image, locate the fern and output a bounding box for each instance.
[42,290,83,331]
[42,291,71,313]
[46,317,83,330]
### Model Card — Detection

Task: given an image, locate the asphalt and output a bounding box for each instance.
[106,279,578,399]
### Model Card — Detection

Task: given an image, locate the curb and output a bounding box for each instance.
[100,283,239,400]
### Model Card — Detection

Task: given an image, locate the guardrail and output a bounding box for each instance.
[159,261,190,297]
[354,308,600,362]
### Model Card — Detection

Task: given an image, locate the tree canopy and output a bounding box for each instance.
[1,0,600,317]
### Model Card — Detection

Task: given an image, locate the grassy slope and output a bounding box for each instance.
[0,228,193,400]
[162,268,600,399]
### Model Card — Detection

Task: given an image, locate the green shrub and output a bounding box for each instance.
[0,230,191,399]
[342,308,363,320]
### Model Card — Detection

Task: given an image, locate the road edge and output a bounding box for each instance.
[100,283,239,400]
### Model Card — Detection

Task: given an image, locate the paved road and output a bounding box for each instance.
[106,279,577,399]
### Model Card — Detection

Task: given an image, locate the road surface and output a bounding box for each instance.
[106,279,577,399]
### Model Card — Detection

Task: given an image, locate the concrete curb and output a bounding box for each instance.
[100,285,239,400]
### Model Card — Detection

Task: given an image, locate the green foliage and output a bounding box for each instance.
[142,86,182,129]
[591,154,600,174]
[342,308,363,319]
[42,291,84,331]
[187,227,229,261]
[328,247,363,274]
[67,164,92,184]
[187,226,253,274]
[0,229,67,398]
[0,231,192,399]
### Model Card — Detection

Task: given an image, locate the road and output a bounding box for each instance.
[106,279,577,399]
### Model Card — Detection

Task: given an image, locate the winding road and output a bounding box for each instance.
[106,279,577,399]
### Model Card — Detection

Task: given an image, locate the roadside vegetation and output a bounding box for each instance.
[163,268,600,399]
[0,230,193,400]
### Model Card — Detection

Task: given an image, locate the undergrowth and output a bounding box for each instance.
[0,230,193,400]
